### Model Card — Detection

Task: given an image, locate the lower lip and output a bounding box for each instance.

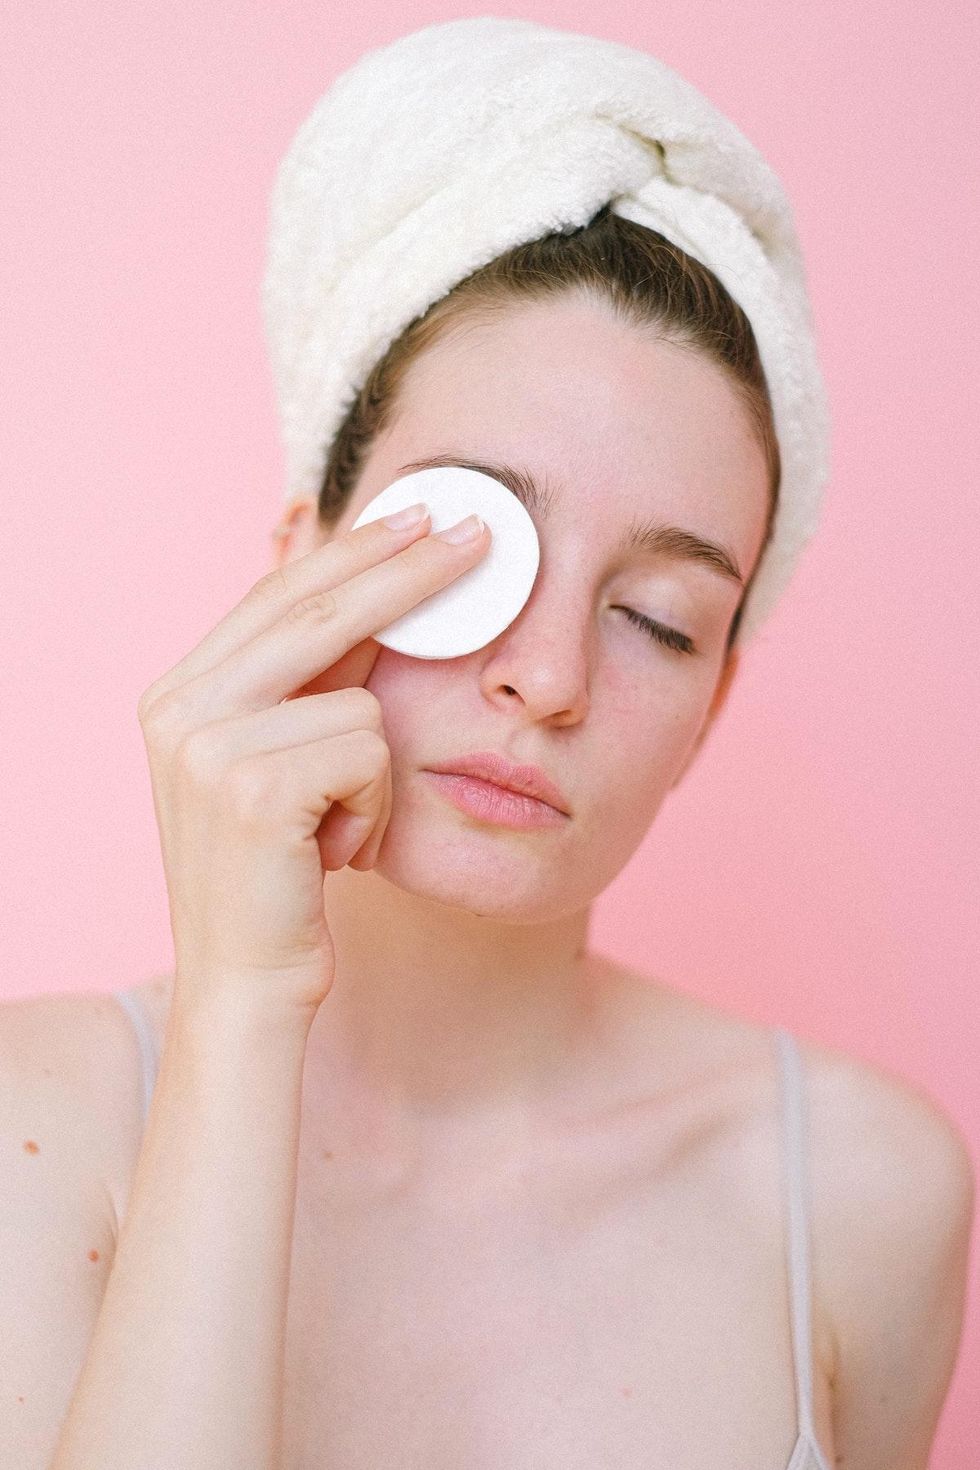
[423,771,568,829]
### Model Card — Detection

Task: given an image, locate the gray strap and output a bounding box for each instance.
[774,1026,817,1439]
[113,989,159,1125]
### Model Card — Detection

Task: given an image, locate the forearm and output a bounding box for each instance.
[51,990,312,1470]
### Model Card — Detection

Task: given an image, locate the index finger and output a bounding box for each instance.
[283,634,383,702]
[142,508,433,708]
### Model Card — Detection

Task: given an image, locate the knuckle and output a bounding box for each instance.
[224,757,280,824]
[285,587,340,627]
[345,686,384,730]
[249,566,292,606]
[138,684,185,742]
[359,727,391,770]
[175,726,225,787]
[137,678,169,725]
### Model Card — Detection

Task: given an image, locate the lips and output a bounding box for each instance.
[424,749,570,815]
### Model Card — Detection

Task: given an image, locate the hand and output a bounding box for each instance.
[136,506,489,1024]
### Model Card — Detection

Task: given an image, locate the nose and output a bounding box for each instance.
[475,569,591,726]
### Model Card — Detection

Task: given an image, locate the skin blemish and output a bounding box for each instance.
[23,1139,39,1154]
[621,1385,634,1398]
[322,1150,334,1161]
[88,1248,100,1262]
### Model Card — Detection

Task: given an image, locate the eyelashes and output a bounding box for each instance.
[616,605,697,656]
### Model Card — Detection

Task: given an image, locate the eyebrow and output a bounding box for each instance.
[395,453,744,587]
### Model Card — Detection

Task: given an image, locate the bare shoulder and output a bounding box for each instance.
[779,1029,975,1467]
[595,957,975,1456]
[792,1028,974,1293]
[0,976,174,1230]
[0,984,170,1465]
[598,961,973,1219]
[794,1028,974,1186]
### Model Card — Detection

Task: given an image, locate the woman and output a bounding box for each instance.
[6,18,972,1470]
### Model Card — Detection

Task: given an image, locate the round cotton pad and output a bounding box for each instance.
[350,466,540,659]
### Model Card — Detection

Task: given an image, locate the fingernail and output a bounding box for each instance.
[383,501,429,530]
[436,513,485,543]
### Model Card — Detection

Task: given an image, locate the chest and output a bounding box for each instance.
[280,1108,829,1470]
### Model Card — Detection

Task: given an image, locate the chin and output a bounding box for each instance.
[367,806,593,925]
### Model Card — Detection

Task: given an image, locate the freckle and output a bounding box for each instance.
[17,1395,24,1402]
[88,1248,100,1262]
[322,1150,334,1161]
[23,1139,40,1154]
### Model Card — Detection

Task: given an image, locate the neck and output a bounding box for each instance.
[303,863,601,1167]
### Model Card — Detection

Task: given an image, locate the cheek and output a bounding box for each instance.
[602,666,701,747]
[362,650,411,706]
[596,671,712,800]
[360,647,401,697]
[361,650,442,754]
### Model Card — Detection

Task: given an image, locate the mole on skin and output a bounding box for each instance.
[23,1142,102,1262]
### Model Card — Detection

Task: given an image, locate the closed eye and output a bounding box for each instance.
[616,606,697,656]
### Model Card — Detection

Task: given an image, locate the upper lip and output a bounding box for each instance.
[425,750,571,815]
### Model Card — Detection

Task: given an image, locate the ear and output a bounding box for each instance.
[669,645,741,790]
[270,496,328,570]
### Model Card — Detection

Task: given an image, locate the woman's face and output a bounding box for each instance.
[327,291,771,922]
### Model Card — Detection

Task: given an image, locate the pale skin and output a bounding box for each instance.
[268,293,973,1468]
[274,290,762,1174]
[2,291,973,1469]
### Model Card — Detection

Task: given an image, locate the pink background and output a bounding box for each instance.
[2,1,977,1459]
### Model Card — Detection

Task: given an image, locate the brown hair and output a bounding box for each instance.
[316,203,780,655]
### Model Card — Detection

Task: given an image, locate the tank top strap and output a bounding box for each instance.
[773,1025,818,1442]
[112,988,160,1126]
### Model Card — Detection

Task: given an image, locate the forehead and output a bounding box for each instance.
[386,293,770,556]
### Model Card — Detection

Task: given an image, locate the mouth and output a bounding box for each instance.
[422,770,569,830]
[423,750,570,815]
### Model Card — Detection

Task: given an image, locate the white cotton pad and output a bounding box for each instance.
[350,466,540,659]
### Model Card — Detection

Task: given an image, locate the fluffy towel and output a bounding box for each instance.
[261,16,831,649]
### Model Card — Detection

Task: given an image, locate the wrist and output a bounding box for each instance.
[168,975,319,1056]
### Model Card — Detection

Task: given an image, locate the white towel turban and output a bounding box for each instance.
[261,16,831,650]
